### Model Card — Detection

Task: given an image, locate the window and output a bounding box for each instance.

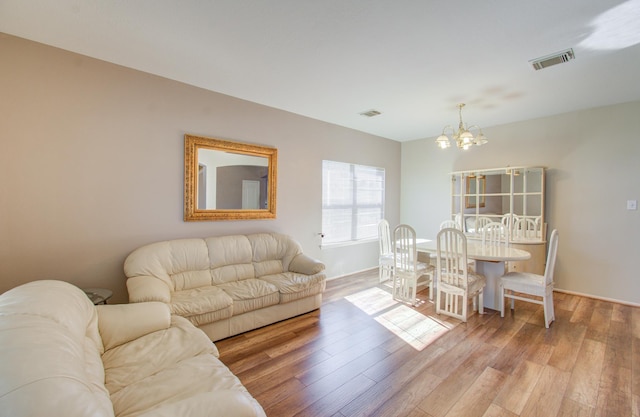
[322,160,385,245]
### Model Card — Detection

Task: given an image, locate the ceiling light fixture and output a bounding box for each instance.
[435,103,488,150]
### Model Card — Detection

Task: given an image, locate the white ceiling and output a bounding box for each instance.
[2,0,640,141]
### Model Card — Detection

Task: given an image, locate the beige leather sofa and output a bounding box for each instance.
[0,280,266,417]
[125,233,326,341]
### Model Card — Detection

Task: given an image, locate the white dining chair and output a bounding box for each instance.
[378,219,394,282]
[454,213,465,232]
[534,216,543,238]
[501,213,519,238]
[481,221,507,247]
[513,218,537,240]
[393,224,434,304]
[439,219,459,230]
[501,213,519,228]
[474,216,493,233]
[435,228,486,322]
[481,222,508,271]
[499,229,559,328]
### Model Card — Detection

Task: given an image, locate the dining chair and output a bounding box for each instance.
[501,213,519,237]
[378,219,394,282]
[435,227,486,322]
[501,213,519,227]
[513,218,537,240]
[499,229,559,328]
[439,219,459,230]
[481,222,509,272]
[474,216,493,233]
[481,221,507,247]
[454,213,465,232]
[534,216,543,238]
[445,218,477,270]
[393,224,434,304]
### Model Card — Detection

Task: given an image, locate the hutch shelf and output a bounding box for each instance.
[450,166,547,274]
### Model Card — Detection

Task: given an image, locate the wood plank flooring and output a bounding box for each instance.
[216,270,639,417]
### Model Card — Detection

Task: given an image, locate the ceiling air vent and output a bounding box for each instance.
[530,48,575,70]
[359,109,381,117]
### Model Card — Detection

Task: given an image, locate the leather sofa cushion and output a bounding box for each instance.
[0,319,114,417]
[124,238,211,291]
[248,233,302,272]
[171,286,233,318]
[205,235,253,269]
[172,270,212,292]
[97,302,171,351]
[216,279,280,315]
[253,259,284,277]
[103,315,264,417]
[113,356,265,417]
[102,316,218,395]
[211,263,255,285]
[134,390,267,417]
[185,307,234,327]
[0,281,113,417]
[260,272,327,303]
[206,236,257,285]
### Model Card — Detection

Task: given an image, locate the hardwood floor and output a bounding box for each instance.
[216,270,639,417]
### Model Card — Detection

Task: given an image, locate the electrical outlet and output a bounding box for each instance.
[627,200,638,210]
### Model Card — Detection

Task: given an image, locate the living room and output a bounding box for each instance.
[2,36,639,307]
[1,2,640,416]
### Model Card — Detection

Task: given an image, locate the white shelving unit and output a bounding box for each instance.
[450,166,546,274]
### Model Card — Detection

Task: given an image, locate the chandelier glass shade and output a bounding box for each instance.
[435,103,488,150]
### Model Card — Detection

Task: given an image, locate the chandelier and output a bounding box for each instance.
[435,103,488,150]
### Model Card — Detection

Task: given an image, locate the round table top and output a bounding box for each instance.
[416,239,531,262]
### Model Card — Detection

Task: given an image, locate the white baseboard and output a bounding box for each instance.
[326,272,640,308]
[554,288,640,308]
[326,266,378,281]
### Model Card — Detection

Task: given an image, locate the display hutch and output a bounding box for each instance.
[450,166,547,273]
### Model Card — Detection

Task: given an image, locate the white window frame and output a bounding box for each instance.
[321,160,385,247]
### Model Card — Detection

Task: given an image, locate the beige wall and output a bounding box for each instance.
[0,34,401,303]
[402,101,640,305]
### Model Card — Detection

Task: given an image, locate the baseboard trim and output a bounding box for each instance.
[326,273,640,307]
[327,266,378,281]
[554,288,640,308]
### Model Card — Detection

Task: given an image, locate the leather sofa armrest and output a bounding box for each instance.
[289,253,325,275]
[126,275,171,303]
[97,302,171,350]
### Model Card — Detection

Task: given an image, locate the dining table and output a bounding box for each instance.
[416,239,531,311]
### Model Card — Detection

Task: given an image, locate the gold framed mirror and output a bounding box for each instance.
[465,175,486,209]
[184,134,277,221]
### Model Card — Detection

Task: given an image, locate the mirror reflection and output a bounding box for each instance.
[451,166,545,241]
[184,134,277,221]
[197,149,269,210]
[460,168,543,218]
[465,176,486,208]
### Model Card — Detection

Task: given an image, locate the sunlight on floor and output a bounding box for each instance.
[345,287,456,351]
